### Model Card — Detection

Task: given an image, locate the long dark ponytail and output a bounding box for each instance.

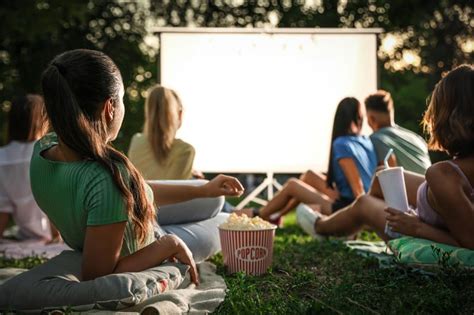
[326,97,362,188]
[41,49,154,245]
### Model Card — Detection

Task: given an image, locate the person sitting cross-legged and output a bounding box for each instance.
[34,49,244,282]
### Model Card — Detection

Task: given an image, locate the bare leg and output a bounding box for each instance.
[305,170,425,240]
[301,170,339,199]
[278,171,338,216]
[259,178,333,220]
[315,195,388,240]
[369,170,425,207]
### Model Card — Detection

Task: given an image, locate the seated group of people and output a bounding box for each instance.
[0,49,472,283]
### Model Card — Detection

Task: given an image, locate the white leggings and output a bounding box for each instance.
[149,180,228,263]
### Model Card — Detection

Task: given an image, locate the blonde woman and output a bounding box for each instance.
[128,85,203,180]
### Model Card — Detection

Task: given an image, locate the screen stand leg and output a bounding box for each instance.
[235,172,282,210]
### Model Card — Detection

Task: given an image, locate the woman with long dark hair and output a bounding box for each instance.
[239,97,377,221]
[32,49,243,282]
[0,94,54,241]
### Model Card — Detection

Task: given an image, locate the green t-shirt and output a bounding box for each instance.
[30,133,155,257]
[370,125,431,175]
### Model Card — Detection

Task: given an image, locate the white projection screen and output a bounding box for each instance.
[158,28,381,173]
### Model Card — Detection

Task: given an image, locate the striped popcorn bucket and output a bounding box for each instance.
[218,227,277,276]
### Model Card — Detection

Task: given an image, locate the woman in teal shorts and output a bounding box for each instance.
[32,49,244,283]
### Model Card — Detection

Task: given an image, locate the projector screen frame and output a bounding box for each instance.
[153,27,383,175]
[154,27,383,208]
[153,27,384,35]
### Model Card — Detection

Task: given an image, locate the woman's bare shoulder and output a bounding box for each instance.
[426,160,469,192]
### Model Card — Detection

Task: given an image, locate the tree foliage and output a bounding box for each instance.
[151,0,472,78]
[0,0,471,157]
[150,0,471,160]
[0,0,156,149]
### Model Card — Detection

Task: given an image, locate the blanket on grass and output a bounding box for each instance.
[345,240,395,268]
[0,262,226,314]
[0,240,227,314]
[0,239,70,259]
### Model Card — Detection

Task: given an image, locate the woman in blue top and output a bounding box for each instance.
[241,97,377,221]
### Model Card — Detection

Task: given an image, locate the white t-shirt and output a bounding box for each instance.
[0,141,50,240]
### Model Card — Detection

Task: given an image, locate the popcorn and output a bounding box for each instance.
[219,213,276,230]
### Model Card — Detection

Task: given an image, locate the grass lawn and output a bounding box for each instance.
[211,213,474,314]
[1,213,473,314]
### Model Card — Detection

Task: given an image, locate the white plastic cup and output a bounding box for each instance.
[377,166,409,238]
